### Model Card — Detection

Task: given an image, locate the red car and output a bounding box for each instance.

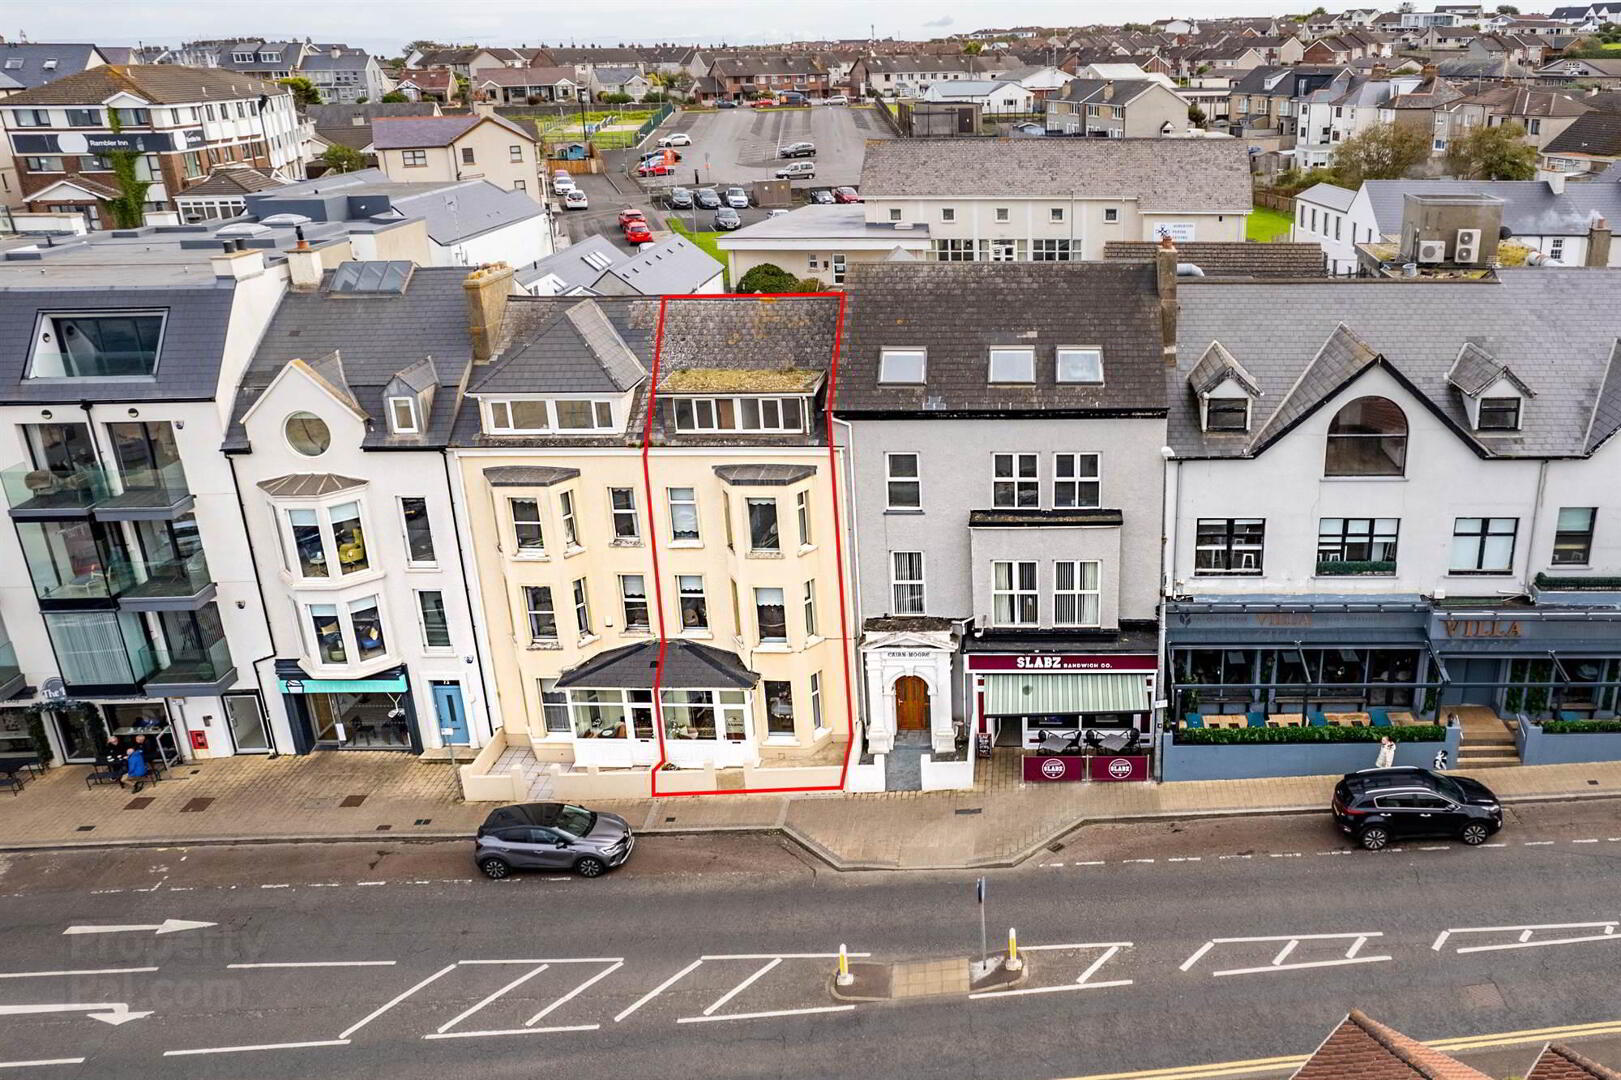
[635,161,676,177]
[617,208,647,227]
[832,186,862,203]
[623,220,653,244]
[750,99,777,109]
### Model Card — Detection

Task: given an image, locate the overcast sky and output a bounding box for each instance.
[15,0,1302,56]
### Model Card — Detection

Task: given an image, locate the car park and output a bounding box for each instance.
[724,186,749,209]
[806,187,835,204]
[658,132,692,147]
[562,188,589,210]
[778,141,816,158]
[666,186,694,209]
[636,160,676,177]
[623,219,654,244]
[775,161,816,180]
[714,206,742,230]
[1331,767,1502,851]
[832,186,862,203]
[474,802,634,879]
[617,207,647,227]
[694,187,722,209]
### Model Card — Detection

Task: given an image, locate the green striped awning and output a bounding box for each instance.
[277,676,408,695]
[985,673,1149,716]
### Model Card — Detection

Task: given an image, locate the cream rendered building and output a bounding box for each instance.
[453,280,855,795]
[372,112,542,202]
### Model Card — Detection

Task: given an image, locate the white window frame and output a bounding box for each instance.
[810,671,825,731]
[1053,560,1101,627]
[988,347,1035,384]
[509,497,544,555]
[878,347,927,384]
[1056,347,1103,384]
[796,490,813,547]
[885,452,921,510]
[803,580,818,638]
[280,499,374,580]
[559,489,581,550]
[1050,206,1064,222]
[524,585,558,642]
[1053,453,1100,508]
[572,577,593,637]
[891,551,925,614]
[388,396,419,434]
[1103,207,1120,223]
[398,496,437,566]
[609,487,640,541]
[619,573,650,631]
[670,395,806,434]
[992,452,1039,509]
[485,397,615,435]
[992,560,1039,627]
[305,593,389,668]
[668,487,700,543]
[754,586,788,644]
[415,589,452,648]
[677,574,709,631]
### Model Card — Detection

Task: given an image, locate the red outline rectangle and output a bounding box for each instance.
[640,291,855,797]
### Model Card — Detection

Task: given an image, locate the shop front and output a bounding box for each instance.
[1430,605,1621,720]
[275,661,422,753]
[965,644,1158,752]
[2,696,184,766]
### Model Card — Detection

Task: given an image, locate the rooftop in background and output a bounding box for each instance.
[0,43,106,89]
[1102,240,1327,277]
[244,168,544,247]
[1360,173,1621,237]
[0,63,280,105]
[858,138,1253,213]
[718,204,931,243]
[371,113,533,149]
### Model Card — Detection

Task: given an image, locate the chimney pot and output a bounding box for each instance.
[464,262,515,362]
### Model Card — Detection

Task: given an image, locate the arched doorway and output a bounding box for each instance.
[895,676,930,731]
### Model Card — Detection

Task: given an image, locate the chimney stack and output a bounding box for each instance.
[1420,63,1436,81]
[211,246,266,280]
[287,229,324,291]
[1156,234,1178,363]
[1587,215,1612,268]
[464,262,514,362]
[1546,170,1565,196]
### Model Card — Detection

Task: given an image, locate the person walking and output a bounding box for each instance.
[119,743,149,793]
[1376,735,1397,770]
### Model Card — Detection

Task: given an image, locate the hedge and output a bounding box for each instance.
[1542,719,1621,734]
[1535,573,1621,590]
[1176,725,1446,745]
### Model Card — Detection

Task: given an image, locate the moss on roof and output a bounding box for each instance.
[659,367,822,393]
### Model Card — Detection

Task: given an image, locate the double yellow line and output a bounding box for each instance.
[1053,1017,1621,1080]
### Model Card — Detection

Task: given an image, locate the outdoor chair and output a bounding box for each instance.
[1246,714,1267,729]
[1308,710,1329,727]
[0,774,21,795]
[1183,714,1204,730]
[84,767,121,789]
[1369,708,1391,727]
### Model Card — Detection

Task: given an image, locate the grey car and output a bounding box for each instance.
[475,802,634,879]
[693,187,722,210]
[714,206,742,230]
[666,186,694,209]
[724,186,749,209]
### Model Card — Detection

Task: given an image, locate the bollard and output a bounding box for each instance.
[836,943,854,987]
[1006,927,1023,972]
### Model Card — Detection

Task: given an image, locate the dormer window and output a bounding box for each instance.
[1477,396,1520,431]
[1056,347,1103,384]
[879,348,926,384]
[988,347,1035,384]
[1205,397,1251,432]
[233,51,254,63]
[486,398,615,435]
[28,310,164,379]
[672,396,805,434]
[388,396,419,434]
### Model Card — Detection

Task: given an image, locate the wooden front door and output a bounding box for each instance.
[895,676,929,731]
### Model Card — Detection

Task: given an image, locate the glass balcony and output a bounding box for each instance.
[120,548,213,607]
[2,460,110,517]
[43,611,156,690]
[0,638,21,698]
[146,635,235,695]
[97,458,193,519]
[16,520,135,603]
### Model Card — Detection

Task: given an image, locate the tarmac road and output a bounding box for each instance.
[3,802,1621,1079]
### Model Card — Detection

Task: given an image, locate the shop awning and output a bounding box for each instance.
[277,675,408,694]
[985,672,1150,716]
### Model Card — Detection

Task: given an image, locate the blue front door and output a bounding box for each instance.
[432,682,470,746]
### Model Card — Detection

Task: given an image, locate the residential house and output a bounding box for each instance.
[298,46,391,105]
[1297,71,1424,169]
[1536,58,1621,87]
[516,234,724,296]
[1227,65,1351,135]
[850,55,975,99]
[223,261,493,756]
[1438,86,1592,155]
[1074,62,1178,89]
[836,260,1169,779]
[372,113,541,200]
[989,64,1074,100]
[1379,72,1466,163]
[451,286,857,797]
[715,205,931,287]
[1101,239,1327,276]
[1290,181,1363,273]
[304,102,442,162]
[1046,79,1193,137]
[1433,56,1533,82]
[1,64,304,228]
[172,163,286,222]
[406,48,533,79]
[1542,112,1621,174]
[1413,24,1480,50]
[1166,268,1621,738]
[0,42,109,88]
[588,67,651,101]
[214,40,309,80]
[704,56,832,102]
[472,66,579,105]
[921,79,1035,114]
[394,67,455,103]
[1466,33,1547,67]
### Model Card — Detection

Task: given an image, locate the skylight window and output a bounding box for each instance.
[582,250,614,271]
[1056,347,1103,383]
[988,348,1035,384]
[878,348,926,384]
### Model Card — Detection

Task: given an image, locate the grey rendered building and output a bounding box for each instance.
[836,260,1172,777]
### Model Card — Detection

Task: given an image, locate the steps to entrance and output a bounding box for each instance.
[1450,706,1522,770]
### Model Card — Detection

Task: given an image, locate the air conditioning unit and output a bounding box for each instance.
[1417,239,1447,264]
[1454,228,1481,264]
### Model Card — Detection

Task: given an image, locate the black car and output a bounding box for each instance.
[778,141,816,158]
[693,187,722,209]
[666,187,694,209]
[1331,767,1502,851]
[806,188,835,205]
[716,99,739,109]
[474,802,634,879]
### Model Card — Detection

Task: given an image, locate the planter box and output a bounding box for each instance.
[1518,721,1621,765]
[1159,727,1460,781]
[920,754,975,790]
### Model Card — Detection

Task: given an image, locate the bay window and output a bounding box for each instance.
[305,595,387,666]
[572,578,592,637]
[281,501,370,579]
[510,498,544,553]
[765,680,795,736]
[350,597,386,660]
[755,587,787,643]
[660,689,747,741]
[803,581,818,637]
[525,586,557,642]
[330,502,368,573]
[747,497,780,552]
[620,574,650,630]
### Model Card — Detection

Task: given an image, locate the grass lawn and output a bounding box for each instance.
[1247,206,1294,243]
[665,218,730,287]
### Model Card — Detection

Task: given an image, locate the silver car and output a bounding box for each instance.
[724,186,749,209]
[475,802,634,879]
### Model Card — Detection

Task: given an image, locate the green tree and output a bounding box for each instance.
[797,276,827,292]
[1188,103,1207,128]
[380,91,409,103]
[96,109,152,229]
[1446,120,1538,180]
[320,144,366,174]
[277,76,322,107]
[1495,3,1519,12]
[962,41,984,54]
[455,74,471,104]
[406,39,444,55]
[1330,122,1429,185]
[737,263,801,294]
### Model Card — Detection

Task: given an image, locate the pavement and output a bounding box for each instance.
[7,749,1621,871]
[4,805,1621,1079]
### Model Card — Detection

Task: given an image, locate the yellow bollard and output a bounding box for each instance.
[836,942,854,986]
[1007,927,1023,971]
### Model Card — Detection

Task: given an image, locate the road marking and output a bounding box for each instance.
[973,942,1134,999]
[1216,854,1251,860]
[1433,920,1621,954]
[458,957,624,965]
[1483,843,1507,848]
[357,881,385,886]
[0,1060,88,1070]
[1076,861,1106,866]
[0,1003,150,1026]
[0,968,158,980]
[164,1039,351,1057]
[1418,846,1448,851]
[260,884,290,889]
[338,964,455,1040]
[703,957,782,1016]
[677,1005,855,1024]
[437,965,549,1034]
[700,953,866,960]
[62,919,214,937]
[1573,838,1599,844]
[525,960,624,1026]
[422,1024,599,1040]
[614,959,703,1023]
[1524,841,1555,846]
[228,961,398,969]
[1181,933,1391,977]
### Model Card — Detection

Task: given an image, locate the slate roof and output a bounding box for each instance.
[1187,340,1262,395]
[175,166,285,197]
[836,261,1167,417]
[1171,270,1621,459]
[1296,181,1358,213]
[554,639,756,690]
[474,66,576,86]
[256,473,365,497]
[594,235,724,296]
[1290,1011,1491,1080]
[1448,85,1591,118]
[227,265,473,451]
[1445,341,1533,397]
[858,138,1252,213]
[516,234,625,293]
[0,43,105,89]
[1102,240,1327,277]
[1057,78,1163,106]
[482,465,579,487]
[1526,1044,1621,1080]
[1435,57,1530,79]
[298,49,373,73]
[0,63,279,105]
[1544,111,1621,158]
[468,299,648,395]
[371,114,532,149]
[712,464,817,486]
[1361,176,1621,238]
[251,173,542,245]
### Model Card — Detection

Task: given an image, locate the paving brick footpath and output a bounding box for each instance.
[3,752,1620,871]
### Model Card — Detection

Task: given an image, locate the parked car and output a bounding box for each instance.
[617,207,647,227]
[778,141,816,158]
[551,172,577,195]
[775,161,816,180]
[562,189,589,210]
[657,132,692,147]
[474,802,634,879]
[623,219,654,244]
[666,187,694,209]
[714,206,742,230]
[1331,767,1502,851]
[724,186,749,209]
[822,94,849,105]
[636,160,676,177]
[751,98,777,109]
[766,208,791,218]
[806,187,835,204]
[693,188,722,209]
[832,186,862,203]
[780,92,807,106]
[716,99,738,109]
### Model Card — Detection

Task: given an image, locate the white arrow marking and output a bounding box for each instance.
[63,919,215,937]
[0,1002,152,1026]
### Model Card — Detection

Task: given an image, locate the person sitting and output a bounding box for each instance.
[96,735,126,781]
[118,744,150,793]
